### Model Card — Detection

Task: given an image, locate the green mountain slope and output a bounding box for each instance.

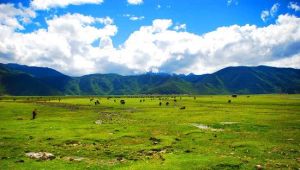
[0,72,60,96]
[0,63,299,96]
[193,66,300,94]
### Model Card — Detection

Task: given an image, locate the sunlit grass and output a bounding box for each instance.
[0,94,299,169]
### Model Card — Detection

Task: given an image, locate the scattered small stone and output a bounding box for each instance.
[25,152,55,160]
[69,157,84,162]
[95,120,102,125]
[116,156,125,162]
[149,137,161,145]
[65,140,81,146]
[255,164,263,170]
[159,149,167,154]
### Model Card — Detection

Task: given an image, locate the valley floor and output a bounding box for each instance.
[0,94,299,169]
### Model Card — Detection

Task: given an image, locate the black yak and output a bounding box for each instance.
[120,100,125,105]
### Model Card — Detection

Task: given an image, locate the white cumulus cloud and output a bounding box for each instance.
[123,14,145,21]
[127,0,143,5]
[261,10,270,22]
[113,15,300,74]
[31,0,103,10]
[261,3,280,22]
[0,3,36,30]
[0,3,300,76]
[0,11,118,75]
[288,2,300,12]
[227,0,238,6]
[270,3,280,16]
[173,24,186,31]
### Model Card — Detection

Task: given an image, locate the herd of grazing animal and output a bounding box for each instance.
[2,94,242,119]
[86,94,242,109]
[87,96,187,109]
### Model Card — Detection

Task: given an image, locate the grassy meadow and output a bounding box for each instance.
[0,94,299,169]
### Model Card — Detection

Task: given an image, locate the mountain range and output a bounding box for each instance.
[0,63,299,96]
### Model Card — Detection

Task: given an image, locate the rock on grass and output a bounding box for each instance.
[255,164,263,170]
[25,152,55,160]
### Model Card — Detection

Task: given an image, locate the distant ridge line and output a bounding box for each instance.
[0,63,299,96]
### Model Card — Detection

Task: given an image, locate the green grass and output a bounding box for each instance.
[0,94,299,169]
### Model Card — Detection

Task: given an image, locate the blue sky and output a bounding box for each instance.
[0,0,300,75]
[3,0,300,45]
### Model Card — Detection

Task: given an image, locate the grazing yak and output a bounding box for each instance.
[95,100,100,105]
[120,100,125,105]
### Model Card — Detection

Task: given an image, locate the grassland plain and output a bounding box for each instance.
[0,95,299,169]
